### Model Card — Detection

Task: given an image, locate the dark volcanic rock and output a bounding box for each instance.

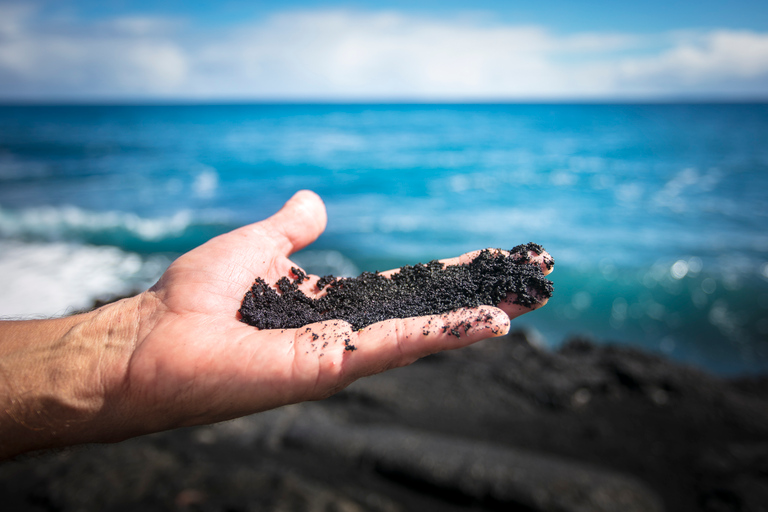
[1,331,766,512]
[329,332,768,512]
[285,411,663,512]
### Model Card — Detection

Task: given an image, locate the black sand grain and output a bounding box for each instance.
[239,244,554,331]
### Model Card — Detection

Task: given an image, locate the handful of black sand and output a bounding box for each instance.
[239,243,553,331]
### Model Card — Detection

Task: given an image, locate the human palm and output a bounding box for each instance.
[117,191,551,434]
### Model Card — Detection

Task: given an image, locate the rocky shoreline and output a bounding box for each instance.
[2,330,767,512]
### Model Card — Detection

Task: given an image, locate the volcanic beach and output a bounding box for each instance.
[2,103,768,510]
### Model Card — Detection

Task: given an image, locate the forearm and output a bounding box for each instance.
[0,297,143,460]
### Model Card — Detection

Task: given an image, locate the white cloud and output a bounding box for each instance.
[0,7,766,99]
[618,30,768,92]
[0,4,187,96]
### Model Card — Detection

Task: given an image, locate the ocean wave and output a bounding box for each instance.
[0,240,168,318]
[0,204,194,241]
[0,203,236,253]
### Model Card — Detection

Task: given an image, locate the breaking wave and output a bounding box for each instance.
[0,240,168,318]
[0,203,234,254]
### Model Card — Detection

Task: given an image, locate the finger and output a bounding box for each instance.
[342,306,512,379]
[241,190,328,256]
[497,292,550,317]
[437,246,555,276]
[379,246,554,279]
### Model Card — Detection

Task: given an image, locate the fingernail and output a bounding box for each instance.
[495,315,511,337]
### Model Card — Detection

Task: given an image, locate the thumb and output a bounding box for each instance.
[251,190,328,256]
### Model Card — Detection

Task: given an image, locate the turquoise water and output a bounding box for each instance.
[1,104,767,374]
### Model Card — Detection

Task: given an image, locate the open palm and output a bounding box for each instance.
[117,191,552,434]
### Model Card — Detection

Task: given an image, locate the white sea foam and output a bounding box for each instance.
[0,204,194,241]
[0,240,168,318]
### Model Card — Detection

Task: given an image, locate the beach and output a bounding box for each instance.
[2,0,768,506]
[1,103,767,509]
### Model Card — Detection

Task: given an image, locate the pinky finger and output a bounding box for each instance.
[344,306,511,379]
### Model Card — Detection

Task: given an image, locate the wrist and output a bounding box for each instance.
[0,293,150,459]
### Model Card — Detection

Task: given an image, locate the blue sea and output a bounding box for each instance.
[1,104,767,375]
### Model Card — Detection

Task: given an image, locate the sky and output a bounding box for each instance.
[1,0,767,101]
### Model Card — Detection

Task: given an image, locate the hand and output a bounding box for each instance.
[0,190,553,458]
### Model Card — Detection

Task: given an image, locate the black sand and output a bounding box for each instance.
[239,243,554,330]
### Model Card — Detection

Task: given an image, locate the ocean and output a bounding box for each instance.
[1,103,766,374]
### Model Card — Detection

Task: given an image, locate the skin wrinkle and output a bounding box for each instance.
[251,226,288,255]
[309,329,326,397]
[44,324,101,425]
[94,330,113,412]
[392,317,409,367]
[9,393,42,432]
[267,229,294,256]
[165,277,221,314]
[200,260,242,294]
[331,330,351,397]
[0,360,28,430]
[224,262,260,298]
[290,326,308,399]
[266,254,285,283]
[227,243,265,279]
[123,311,175,427]
[99,299,141,402]
[110,299,144,425]
[295,323,337,401]
[204,367,238,421]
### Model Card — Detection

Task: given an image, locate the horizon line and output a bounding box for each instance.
[2,97,768,107]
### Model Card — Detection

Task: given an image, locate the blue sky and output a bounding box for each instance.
[25,1,768,32]
[1,0,767,100]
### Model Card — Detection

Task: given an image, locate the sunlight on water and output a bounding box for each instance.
[1,104,767,373]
